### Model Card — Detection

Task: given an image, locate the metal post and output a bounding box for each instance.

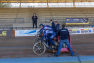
[73,0,76,7]
[19,0,21,8]
[47,0,48,5]
[47,0,49,7]
[0,0,1,8]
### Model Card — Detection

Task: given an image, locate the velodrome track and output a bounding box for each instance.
[0,34,94,58]
[0,34,94,63]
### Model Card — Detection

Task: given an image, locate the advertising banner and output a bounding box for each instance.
[69,29,80,34]
[80,28,92,33]
[92,26,94,27]
[68,28,93,34]
[66,18,89,25]
[15,28,94,36]
[0,30,12,36]
[93,28,94,32]
[15,30,39,36]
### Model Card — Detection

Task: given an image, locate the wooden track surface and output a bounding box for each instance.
[0,34,94,58]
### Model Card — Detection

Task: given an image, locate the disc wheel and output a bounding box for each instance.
[33,42,46,55]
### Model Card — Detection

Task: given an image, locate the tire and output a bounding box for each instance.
[33,42,46,55]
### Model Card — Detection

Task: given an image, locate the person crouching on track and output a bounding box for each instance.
[55,24,74,56]
[39,24,56,49]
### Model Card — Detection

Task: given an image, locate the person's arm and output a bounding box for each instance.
[41,30,46,41]
[58,24,60,30]
[38,28,43,34]
[32,16,33,19]
[56,24,59,31]
[52,22,55,31]
[36,16,38,19]
[52,22,53,27]
[41,35,45,41]
[67,29,69,36]
[58,30,60,36]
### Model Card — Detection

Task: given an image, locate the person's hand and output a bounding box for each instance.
[42,34,44,36]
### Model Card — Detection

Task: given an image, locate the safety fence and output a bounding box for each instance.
[0,28,94,37]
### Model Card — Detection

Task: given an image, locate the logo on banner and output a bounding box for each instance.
[81,29,91,33]
[15,30,39,36]
[93,28,94,32]
[69,29,80,34]
[66,18,89,25]
[19,30,36,34]
[0,30,12,36]
[19,30,36,35]
[0,31,7,36]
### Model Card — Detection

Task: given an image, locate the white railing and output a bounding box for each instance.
[10,5,94,8]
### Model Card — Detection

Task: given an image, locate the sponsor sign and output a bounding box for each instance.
[0,30,12,36]
[15,30,39,36]
[92,26,94,27]
[69,29,80,34]
[66,18,89,25]
[81,29,91,33]
[93,28,94,32]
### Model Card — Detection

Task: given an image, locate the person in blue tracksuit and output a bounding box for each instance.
[55,21,59,41]
[55,24,74,56]
[39,24,56,47]
[50,20,55,31]
[55,21,59,32]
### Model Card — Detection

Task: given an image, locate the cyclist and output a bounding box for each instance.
[39,24,56,48]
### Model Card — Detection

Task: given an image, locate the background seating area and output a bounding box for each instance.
[0,8,94,30]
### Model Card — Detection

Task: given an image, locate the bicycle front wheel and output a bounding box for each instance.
[33,42,46,55]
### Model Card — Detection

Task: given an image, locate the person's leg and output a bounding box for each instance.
[56,31,58,42]
[65,39,74,56]
[48,40,51,46]
[56,40,64,56]
[34,22,36,28]
[33,21,34,28]
[47,36,51,46]
[50,32,56,46]
[36,21,37,28]
[49,36,56,46]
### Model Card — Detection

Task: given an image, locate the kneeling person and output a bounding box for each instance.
[55,25,74,56]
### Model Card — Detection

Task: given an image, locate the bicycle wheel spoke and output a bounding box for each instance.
[35,48,39,52]
[39,50,41,53]
[40,48,44,49]
[35,45,39,48]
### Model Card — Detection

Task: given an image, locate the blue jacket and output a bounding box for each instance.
[39,25,54,41]
[58,28,69,40]
[51,22,55,31]
[55,24,59,32]
[32,16,38,23]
